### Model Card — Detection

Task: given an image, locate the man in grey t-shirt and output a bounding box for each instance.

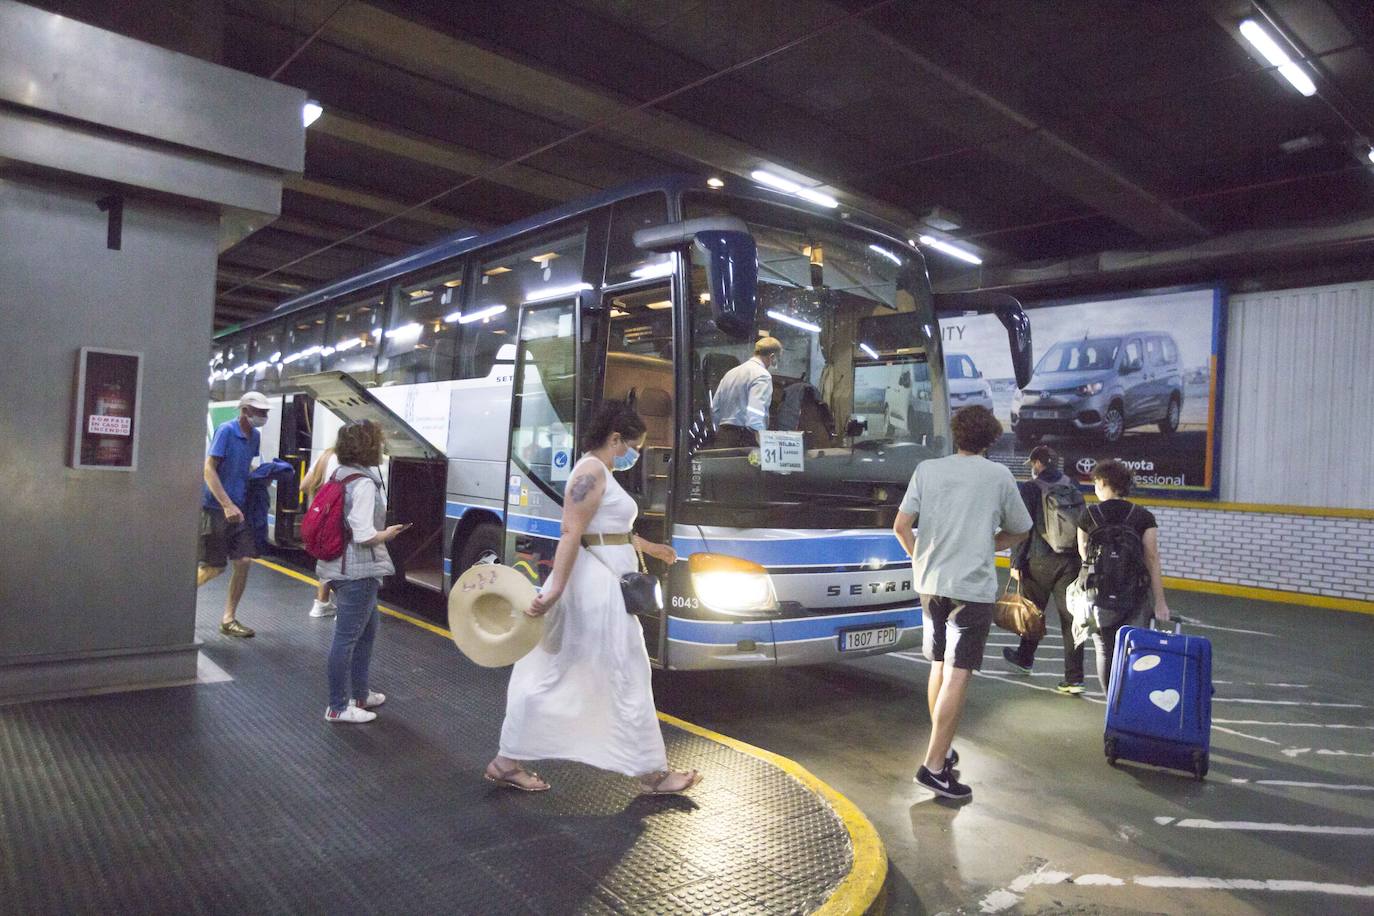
[892,405,1031,801]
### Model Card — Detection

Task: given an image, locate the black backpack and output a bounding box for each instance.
[1081,504,1150,615]
[1033,476,1085,553]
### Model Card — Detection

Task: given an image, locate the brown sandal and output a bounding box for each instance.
[640,769,702,795]
[484,764,550,792]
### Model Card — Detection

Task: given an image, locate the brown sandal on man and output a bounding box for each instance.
[639,769,703,795]
[484,763,550,792]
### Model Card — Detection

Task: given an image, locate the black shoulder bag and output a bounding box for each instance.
[585,543,663,616]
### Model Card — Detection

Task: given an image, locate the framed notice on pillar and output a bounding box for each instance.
[71,347,144,471]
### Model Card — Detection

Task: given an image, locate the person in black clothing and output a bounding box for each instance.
[1078,459,1171,692]
[1002,446,1086,694]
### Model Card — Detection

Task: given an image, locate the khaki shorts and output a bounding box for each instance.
[199,508,256,568]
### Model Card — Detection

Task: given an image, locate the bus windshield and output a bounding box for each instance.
[681,192,948,527]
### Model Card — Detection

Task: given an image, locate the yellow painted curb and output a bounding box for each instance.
[991,556,1373,615]
[659,712,888,915]
[253,558,888,914]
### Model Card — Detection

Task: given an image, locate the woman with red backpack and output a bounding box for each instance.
[312,421,406,723]
[1078,459,1171,692]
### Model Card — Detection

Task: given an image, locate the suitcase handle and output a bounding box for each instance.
[1150,618,1182,636]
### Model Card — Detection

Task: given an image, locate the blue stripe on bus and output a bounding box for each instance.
[667,607,921,645]
[672,533,908,568]
[446,501,506,521]
[507,514,561,539]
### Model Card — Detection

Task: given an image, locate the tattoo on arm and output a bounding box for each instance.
[569,473,597,504]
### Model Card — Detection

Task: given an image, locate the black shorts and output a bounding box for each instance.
[921,595,994,670]
[199,508,256,568]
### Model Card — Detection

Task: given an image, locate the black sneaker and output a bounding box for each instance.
[1002,647,1032,675]
[946,747,959,768]
[915,764,972,800]
[1055,681,1085,695]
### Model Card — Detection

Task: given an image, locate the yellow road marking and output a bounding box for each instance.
[992,557,1373,615]
[253,557,888,914]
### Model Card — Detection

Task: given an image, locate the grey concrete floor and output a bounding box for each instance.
[652,587,1374,914]
[226,560,1374,914]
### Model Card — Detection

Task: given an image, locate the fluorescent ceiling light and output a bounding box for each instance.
[1367,147,1374,165]
[1238,19,1316,97]
[868,244,902,266]
[646,300,673,310]
[796,188,838,208]
[334,337,365,352]
[453,304,508,324]
[859,342,880,360]
[386,322,423,340]
[751,170,838,208]
[630,261,675,280]
[918,234,983,266]
[751,170,801,193]
[706,177,725,189]
[302,100,324,127]
[767,309,821,333]
[524,282,592,304]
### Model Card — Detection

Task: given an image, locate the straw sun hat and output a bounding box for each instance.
[447,564,544,667]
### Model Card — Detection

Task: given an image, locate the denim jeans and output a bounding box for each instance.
[328,577,381,713]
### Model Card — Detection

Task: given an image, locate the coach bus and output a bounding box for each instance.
[207,175,1032,670]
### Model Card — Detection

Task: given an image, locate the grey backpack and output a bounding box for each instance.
[1034,477,1086,553]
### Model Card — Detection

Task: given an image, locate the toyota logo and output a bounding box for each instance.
[1076,457,1097,475]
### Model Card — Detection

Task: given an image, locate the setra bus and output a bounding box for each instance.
[207,174,1032,670]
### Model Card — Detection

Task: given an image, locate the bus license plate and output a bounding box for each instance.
[840,625,898,652]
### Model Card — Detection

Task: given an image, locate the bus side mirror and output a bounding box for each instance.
[633,217,758,339]
[693,230,757,338]
[932,291,1034,388]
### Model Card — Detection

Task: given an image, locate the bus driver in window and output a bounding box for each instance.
[711,336,782,448]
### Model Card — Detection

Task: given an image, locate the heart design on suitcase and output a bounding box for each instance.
[1149,688,1180,713]
[1132,654,1161,672]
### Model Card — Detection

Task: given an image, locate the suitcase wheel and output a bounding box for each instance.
[1192,750,1208,781]
[1104,736,1118,766]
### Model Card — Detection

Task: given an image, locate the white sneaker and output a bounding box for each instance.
[350,691,386,710]
[309,599,336,618]
[324,704,376,724]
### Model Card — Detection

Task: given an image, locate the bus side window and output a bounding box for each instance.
[282,309,327,379]
[379,264,463,385]
[322,290,385,385]
[604,192,670,287]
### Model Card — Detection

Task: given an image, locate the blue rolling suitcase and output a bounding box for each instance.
[1103,622,1212,780]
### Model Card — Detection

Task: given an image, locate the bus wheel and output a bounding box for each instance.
[455,521,503,576]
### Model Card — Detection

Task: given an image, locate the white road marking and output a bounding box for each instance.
[1213,718,1374,730]
[1213,725,1282,745]
[1163,817,1374,836]
[1173,617,1276,637]
[1212,680,1310,688]
[1213,698,1364,708]
[1284,747,1374,759]
[978,868,1374,911]
[1234,779,1374,792]
[892,651,1108,701]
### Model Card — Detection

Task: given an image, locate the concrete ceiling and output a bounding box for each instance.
[23,0,1374,327]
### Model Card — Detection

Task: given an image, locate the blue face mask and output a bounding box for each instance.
[613,445,640,472]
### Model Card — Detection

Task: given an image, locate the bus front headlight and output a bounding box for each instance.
[689,553,780,616]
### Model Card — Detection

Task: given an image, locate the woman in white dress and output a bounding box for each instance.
[485,403,701,794]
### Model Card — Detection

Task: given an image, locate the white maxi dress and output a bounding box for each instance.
[498,458,668,776]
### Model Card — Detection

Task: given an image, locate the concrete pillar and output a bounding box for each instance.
[0,0,303,702]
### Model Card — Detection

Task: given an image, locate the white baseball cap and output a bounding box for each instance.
[239,391,271,411]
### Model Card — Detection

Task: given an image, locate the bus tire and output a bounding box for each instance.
[455,520,503,577]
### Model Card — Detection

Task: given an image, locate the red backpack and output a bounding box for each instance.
[301,473,366,560]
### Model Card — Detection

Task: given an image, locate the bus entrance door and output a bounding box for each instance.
[291,371,447,593]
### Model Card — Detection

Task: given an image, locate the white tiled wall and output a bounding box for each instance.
[1151,506,1374,602]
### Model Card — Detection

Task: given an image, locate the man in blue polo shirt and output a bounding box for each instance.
[197,391,271,637]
